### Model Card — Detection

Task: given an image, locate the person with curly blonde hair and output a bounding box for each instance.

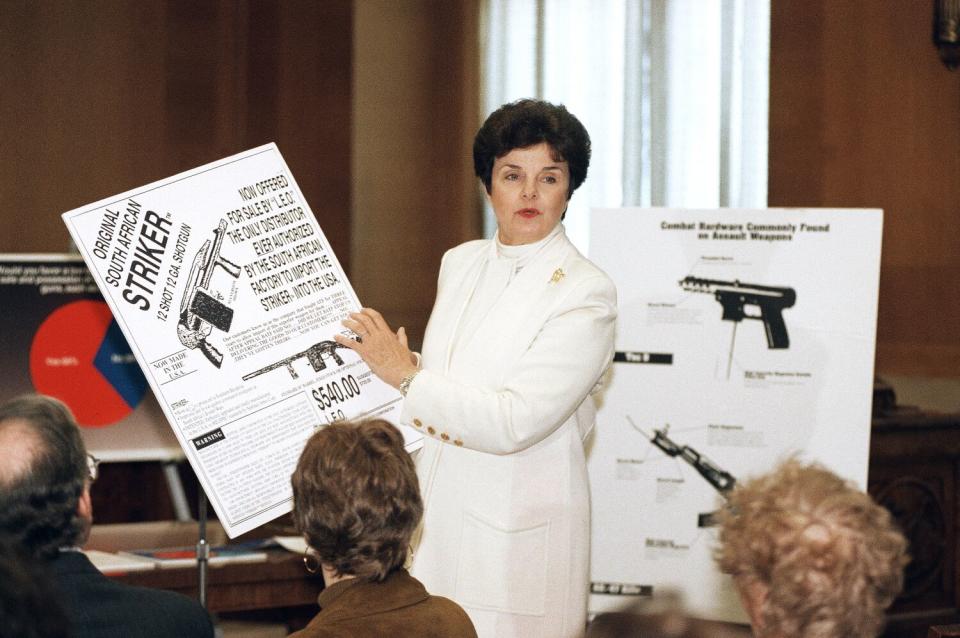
[714,458,909,638]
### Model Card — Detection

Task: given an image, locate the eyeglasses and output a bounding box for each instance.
[86,454,101,483]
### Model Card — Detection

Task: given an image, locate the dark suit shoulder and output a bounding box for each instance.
[51,552,214,638]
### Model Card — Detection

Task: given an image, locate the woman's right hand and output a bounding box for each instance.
[334,308,418,389]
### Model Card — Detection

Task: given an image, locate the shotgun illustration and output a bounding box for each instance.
[242,340,351,381]
[628,417,736,527]
[177,220,241,368]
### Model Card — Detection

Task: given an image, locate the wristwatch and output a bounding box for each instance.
[399,370,420,397]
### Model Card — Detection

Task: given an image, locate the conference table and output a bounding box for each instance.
[87,520,323,628]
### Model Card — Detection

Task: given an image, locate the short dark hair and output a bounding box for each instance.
[0,395,88,560]
[473,98,591,199]
[291,419,422,582]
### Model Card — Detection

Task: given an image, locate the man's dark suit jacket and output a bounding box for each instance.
[49,551,214,638]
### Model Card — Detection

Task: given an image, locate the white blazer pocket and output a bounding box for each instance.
[455,511,549,616]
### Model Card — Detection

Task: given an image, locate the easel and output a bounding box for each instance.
[153,461,212,607]
[197,490,210,607]
[93,456,211,606]
[161,457,211,606]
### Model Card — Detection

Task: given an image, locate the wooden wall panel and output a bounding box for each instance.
[0,2,167,252]
[770,1,960,377]
[352,0,481,348]
[274,0,353,266]
[0,0,352,266]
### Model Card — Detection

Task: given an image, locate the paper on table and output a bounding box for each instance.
[83,549,158,575]
[272,535,308,555]
[118,544,269,569]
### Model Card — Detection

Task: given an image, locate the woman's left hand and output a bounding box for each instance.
[334,308,418,389]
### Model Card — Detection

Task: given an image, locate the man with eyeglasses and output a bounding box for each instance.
[0,394,214,638]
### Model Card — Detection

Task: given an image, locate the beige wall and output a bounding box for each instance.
[352,0,482,348]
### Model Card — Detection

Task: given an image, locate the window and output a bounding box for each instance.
[481,0,770,249]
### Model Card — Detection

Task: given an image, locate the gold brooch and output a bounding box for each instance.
[550,268,565,283]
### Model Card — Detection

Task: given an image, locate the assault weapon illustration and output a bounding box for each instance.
[242,340,351,381]
[679,276,796,378]
[628,417,736,527]
[177,219,241,368]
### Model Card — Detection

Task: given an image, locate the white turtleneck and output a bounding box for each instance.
[452,223,564,352]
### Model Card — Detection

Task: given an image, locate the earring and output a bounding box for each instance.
[303,549,320,574]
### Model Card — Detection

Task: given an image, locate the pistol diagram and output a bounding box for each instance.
[679,276,796,379]
[628,417,735,528]
[177,219,241,368]
[242,340,351,381]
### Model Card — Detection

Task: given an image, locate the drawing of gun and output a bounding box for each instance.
[177,220,241,368]
[680,276,795,348]
[242,340,350,381]
[628,417,736,527]
[680,276,796,379]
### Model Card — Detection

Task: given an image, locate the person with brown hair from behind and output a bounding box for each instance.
[289,419,476,637]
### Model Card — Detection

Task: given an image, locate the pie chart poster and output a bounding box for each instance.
[0,255,181,460]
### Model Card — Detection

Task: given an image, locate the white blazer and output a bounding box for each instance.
[402,226,617,638]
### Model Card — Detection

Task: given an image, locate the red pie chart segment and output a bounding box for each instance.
[29,300,143,428]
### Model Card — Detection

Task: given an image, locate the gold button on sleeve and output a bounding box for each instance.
[413,419,422,428]
[454,439,463,447]
[427,426,436,435]
[440,433,450,441]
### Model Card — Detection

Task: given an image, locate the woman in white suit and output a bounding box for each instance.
[334,99,617,637]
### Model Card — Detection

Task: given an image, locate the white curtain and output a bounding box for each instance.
[480,0,770,249]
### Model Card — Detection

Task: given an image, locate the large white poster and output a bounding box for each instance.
[63,144,420,537]
[586,208,882,621]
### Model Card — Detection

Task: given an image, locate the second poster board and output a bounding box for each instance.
[586,207,882,621]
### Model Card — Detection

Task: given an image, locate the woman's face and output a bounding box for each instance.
[488,142,570,246]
